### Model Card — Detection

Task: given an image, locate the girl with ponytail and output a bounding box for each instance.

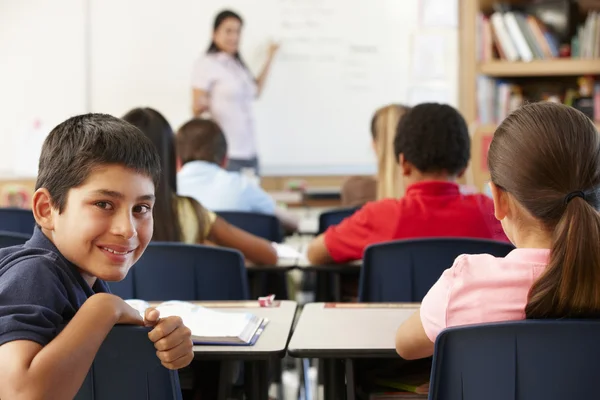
[395,102,600,360]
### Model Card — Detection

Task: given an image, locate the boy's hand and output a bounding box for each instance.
[145,308,194,370]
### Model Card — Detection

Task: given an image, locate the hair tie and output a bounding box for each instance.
[564,191,585,205]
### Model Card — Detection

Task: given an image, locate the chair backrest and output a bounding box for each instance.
[317,206,360,234]
[0,230,30,248]
[216,211,283,242]
[359,238,514,302]
[74,325,182,400]
[429,320,600,400]
[0,208,36,235]
[109,242,249,301]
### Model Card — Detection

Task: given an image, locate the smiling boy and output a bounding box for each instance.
[0,114,193,399]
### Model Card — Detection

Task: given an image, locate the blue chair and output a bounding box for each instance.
[0,230,30,248]
[108,242,250,301]
[0,208,36,235]
[429,320,600,400]
[216,211,283,243]
[216,211,288,299]
[359,238,514,302]
[74,325,182,400]
[317,206,360,234]
[107,269,135,300]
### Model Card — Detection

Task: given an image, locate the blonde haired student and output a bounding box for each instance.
[341,104,410,206]
[396,102,600,360]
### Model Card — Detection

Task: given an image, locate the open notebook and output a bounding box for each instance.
[126,300,268,346]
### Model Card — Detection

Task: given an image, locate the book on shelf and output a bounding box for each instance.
[125,300,268,345]
[480,10,560,62]
[477,76,600,124]
[477,2,599,62]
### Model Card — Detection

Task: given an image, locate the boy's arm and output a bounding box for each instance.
[306,234,334,265]
[0,293,142,400]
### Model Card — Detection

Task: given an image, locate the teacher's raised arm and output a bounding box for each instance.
[190,10,279,174]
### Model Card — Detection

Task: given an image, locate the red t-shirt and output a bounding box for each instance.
[324,181,508,263]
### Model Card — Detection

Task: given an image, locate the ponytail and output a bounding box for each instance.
[526,195,600,318]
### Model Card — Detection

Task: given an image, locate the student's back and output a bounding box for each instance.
[178,160,271,212]
[395,102,600,360]
[307,103,506,264]
[175,119,276,214]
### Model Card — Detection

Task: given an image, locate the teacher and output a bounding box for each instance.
[191,10,279,174]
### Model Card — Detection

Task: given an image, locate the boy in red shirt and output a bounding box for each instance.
[307,103,507,264]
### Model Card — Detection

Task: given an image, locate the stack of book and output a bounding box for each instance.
[477,10,561,62]
[477,76,600,124]
[573,11,600,58]
[477,3,599,62]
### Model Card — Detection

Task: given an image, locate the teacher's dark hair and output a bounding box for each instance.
[177,118,228,167]
[488,102,600,319]
[122,107,183,242]
[207,10,248,68]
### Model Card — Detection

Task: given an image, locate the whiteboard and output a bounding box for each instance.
[0,0,87,177]
[90,0,458,175]
[0,0,457,177]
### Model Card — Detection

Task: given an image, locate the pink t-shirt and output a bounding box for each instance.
[420,248,550,342]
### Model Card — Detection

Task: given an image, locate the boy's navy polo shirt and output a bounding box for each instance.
[0,227,110,347]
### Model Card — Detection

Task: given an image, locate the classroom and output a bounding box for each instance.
[0,0,600,399]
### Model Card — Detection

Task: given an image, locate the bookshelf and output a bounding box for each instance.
[459,0,600,191]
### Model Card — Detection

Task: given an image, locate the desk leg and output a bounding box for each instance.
[345,359,356,400]
[323,359,345,400]
[245,360,269,400]
[332,273,341,302]
[217,361,232,400]
[315,271,328,302]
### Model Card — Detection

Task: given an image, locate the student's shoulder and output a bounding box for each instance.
[358,198,403,216]
[449,252,506,276]
[0,247,69,292]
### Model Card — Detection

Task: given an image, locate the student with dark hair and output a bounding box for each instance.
[396,102,600,360]
[307,103,506,264]
[191,9,279,174]
[0,114,193,399]
[122,108,277,265]
[176,118,299,232]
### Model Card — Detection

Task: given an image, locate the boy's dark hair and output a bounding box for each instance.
[36,113,161,212]
[393,103,470,175]
[176,119,228,166]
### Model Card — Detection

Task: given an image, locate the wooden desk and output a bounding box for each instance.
[288,303,420,400]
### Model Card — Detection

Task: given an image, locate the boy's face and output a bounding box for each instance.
[43,165,155,285]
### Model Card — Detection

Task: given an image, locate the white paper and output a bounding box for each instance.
[125,300,258,339]
[272,243,303,259]
[411,34,449,80]
[420,0,458,28]
[407,86,451,106]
